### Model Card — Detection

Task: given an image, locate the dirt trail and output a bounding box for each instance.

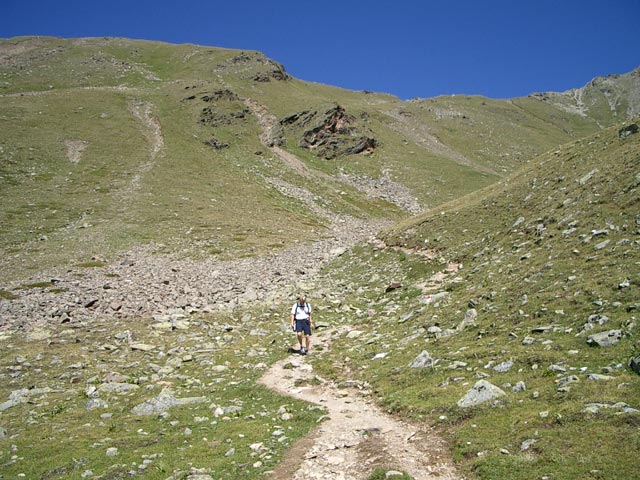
[260,328,461,480]
[118,101,164,199]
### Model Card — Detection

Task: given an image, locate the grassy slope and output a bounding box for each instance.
[1,36,639,479]
[0,305,327,480]
[310,121,640,479]
[1,36,627,281]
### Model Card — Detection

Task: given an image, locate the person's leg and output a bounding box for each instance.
[305,334,311,351]
[297,331,303,349]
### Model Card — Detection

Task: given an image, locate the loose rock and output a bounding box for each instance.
[457,380,506,408]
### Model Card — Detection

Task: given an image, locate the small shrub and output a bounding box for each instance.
[0,289,18,300]
[367,468,414,480]
[75,261,107,268]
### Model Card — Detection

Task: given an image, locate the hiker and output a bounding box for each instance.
[290,294,314,355]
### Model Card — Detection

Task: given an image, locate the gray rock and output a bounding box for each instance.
[339,380,362,388]
[548,364,566,372]
[587,330,622,347]
[0,387,54,412]
[531,325,553,333]
[619,123,639,138]
[512,381,526,392]
[425,291,448,305]
[586,373,615,381]
[579,318,605,334]
[408,350,434,369]
[520,438,536,451]
[249,329,268,336]
[86,399,109,410]
[556,375,579,388]
[494,360,513,373]
[578,168,599,185]
[629,354,640,375]
[98,382,140,394]
[457,380,506,408]
[458,308,477,331]
[512,216,525,229]
[106,447,119,457]
[131,343,156,351]
[427,326,442,336]
[131,388,207,415]
[583,402,639,414]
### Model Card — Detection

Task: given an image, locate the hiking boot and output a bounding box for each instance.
[299,347,306,355]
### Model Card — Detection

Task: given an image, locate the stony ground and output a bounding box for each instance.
[260,327,461,480]
[0,213,387,332]
[0,93,419,333]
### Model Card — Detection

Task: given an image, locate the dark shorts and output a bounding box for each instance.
[295,319,312,336]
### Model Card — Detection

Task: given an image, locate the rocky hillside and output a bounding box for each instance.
[532,67,640,126]
[310,119,640,479]
[1,36,639,288]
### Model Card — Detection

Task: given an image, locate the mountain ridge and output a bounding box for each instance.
[0,35,638,280]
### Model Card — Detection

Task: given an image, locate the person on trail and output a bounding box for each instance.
[290,294,314,355]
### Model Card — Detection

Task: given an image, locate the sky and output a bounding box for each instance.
[2,0,639,99]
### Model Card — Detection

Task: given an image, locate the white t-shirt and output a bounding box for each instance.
[291,302,311,320]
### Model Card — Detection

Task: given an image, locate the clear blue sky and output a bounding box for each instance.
[3,0,639,99]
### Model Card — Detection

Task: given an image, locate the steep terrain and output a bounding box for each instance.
[1,36,637,288]
[0,35,639,480]
[310,120,640,479]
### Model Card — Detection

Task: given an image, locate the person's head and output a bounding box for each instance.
[298,294,306,305]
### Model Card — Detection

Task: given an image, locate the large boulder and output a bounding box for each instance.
[457,380,506,408]
[457,308,478,331]
[408,350,434,369]
[587,330,622,347]
[283,105,378,159]
[131,388,206,416]
[619,123,639,138]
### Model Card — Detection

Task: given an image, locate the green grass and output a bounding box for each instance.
[75,261,107,268]
[368,468,414,480]
[0,289,18,299]
[0,305,326,480]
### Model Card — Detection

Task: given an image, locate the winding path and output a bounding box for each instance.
[260,328,461,480]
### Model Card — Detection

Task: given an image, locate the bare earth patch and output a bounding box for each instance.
[64,139,89,164]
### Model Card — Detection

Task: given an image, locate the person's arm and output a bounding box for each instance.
[290,310,295,329]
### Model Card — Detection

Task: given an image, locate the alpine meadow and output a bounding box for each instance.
[0,36,639,480]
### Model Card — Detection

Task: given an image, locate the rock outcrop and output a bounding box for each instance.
[282,105,378,159]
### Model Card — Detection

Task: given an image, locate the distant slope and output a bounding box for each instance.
[531,67,640,125]
[0,36,638,280]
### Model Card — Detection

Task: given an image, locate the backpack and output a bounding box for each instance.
[294,302,310,319]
